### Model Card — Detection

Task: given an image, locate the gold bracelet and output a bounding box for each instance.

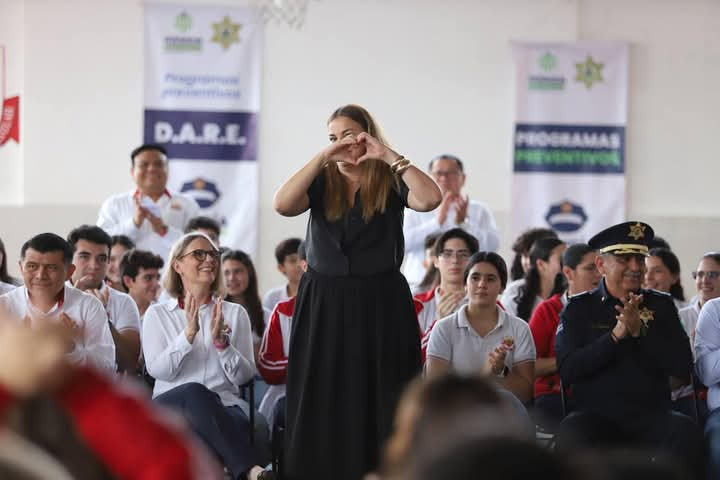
[391,158,411,174]
[394,161,412,176]
[390,155,406,171]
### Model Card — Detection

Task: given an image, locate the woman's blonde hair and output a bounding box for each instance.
[163,232,224,298]
[324,104,398,223]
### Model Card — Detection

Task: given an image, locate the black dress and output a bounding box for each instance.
[283,171,422,480]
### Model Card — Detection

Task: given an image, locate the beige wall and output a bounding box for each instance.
[0,0,718,298]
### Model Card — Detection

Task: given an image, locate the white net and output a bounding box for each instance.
[251,0,314,28]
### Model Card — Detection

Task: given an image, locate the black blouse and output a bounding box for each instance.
[304,171,410,277]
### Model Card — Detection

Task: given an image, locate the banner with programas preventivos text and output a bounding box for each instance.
[144,4,263,255]
[510,42,629,244]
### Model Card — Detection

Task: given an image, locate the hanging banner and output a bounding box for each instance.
[510,42,629,244]
[144,4,262,254]
[0,46,20,146]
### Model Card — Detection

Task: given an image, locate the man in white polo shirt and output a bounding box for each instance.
[68,225,141,373]
[0,233,115,371]
[97,144,199,262]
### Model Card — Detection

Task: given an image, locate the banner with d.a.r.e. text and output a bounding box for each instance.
[144,4,262,254]
[511,42,629,244]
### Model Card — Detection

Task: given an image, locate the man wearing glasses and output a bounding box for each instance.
[97,144,199,262]
[691,253,720,479]
[555,221,701,476]
[414,228,479,358]
[402,154,499,287]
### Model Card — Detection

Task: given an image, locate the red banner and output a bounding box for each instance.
[0,95,19,145]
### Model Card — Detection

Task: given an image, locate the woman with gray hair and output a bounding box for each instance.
[142,232,273,480]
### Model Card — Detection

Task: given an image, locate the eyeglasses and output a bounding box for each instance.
[692,271,720,280]
[179,249,220,263]
[439,250,472,261]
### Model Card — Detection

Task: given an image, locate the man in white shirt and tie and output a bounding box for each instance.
[97,144,199,262]
[403,154,500,287]
[0,233,115,371]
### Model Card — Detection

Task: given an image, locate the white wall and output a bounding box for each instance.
[1,0,718,296]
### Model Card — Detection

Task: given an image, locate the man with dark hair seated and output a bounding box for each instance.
[555,221,701,476]
[0,233,115,371]
[107,235,134,292]
[67,225,141,373]
[97,144,199,261]
[119,249,164,320]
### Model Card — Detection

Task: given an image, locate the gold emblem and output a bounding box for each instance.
[211,16,241,50]
[639,307,654,323]
[628,222,646,240]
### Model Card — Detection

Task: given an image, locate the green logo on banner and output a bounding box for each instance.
[538,52,557,71]
[575,55,604,89]
[175,12,192,33]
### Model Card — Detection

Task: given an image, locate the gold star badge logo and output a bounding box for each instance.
[211,16,241,50]
[628,222,646,240]
[639,307,655,324]
[575,55,604,89]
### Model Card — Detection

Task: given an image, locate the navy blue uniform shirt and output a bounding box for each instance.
[555,278,692,421]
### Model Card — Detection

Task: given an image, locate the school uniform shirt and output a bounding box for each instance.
[97,189,199,261]
[426,304,536,376]
[69,282,141,334]
[0,285,115,371]
[694,298,720,410]
[528,293,566,398]
[262,284,290,312]
[0,281,16,295]
[499,278,542,319]
[402,200,500,286]
[257,296,295,426]
[679,299,700,356]
[414,287,467,359]
[142,297,256,413]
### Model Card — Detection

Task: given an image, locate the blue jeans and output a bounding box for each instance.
[154,383,256,480]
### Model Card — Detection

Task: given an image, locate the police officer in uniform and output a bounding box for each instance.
[555,221,701,475]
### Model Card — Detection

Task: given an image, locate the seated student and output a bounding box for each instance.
[222,250,268,361]
[185,216,221,247]
[0,233,115,371]
[695,296,720,479]
[380,374,534,479]
[681,252,720,348]
[555,222,701,477]
[262,238,303,312]
[107,235,134,292]
[0,315,222,480]
[529,244,600,425]
[142,232,272,480]
[415,229,479,356]
[67,225,141,373]
[501,237,566,320]
[257,242,308,431]
[645,247,687,311]
[411,232,441,295]
[509,228,558,282]
[0,236,20,294]
[120,249,164,321]
[426,252,536,403]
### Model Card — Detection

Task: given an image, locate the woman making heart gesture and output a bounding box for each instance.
[273,104,442,480]
[142,232,273,480]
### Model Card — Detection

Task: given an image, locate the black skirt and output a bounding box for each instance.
[283,267,421,480]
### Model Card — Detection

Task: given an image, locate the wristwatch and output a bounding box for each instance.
[495,365,509,378]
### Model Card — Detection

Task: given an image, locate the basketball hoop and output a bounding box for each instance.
[251,0,315,28]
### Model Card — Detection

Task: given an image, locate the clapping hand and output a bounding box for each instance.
[485,344,509,376]
[184,293,200,343]
[615,292,644,338]
[210,298,228,349]
[436,290,465,319]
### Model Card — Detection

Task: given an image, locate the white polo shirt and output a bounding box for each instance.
[0,285,115,371]
[142,297,256,413]
[427,304,536,375]
[97,189,199,261]
[0,281,16,295]
[102,284,141,333]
